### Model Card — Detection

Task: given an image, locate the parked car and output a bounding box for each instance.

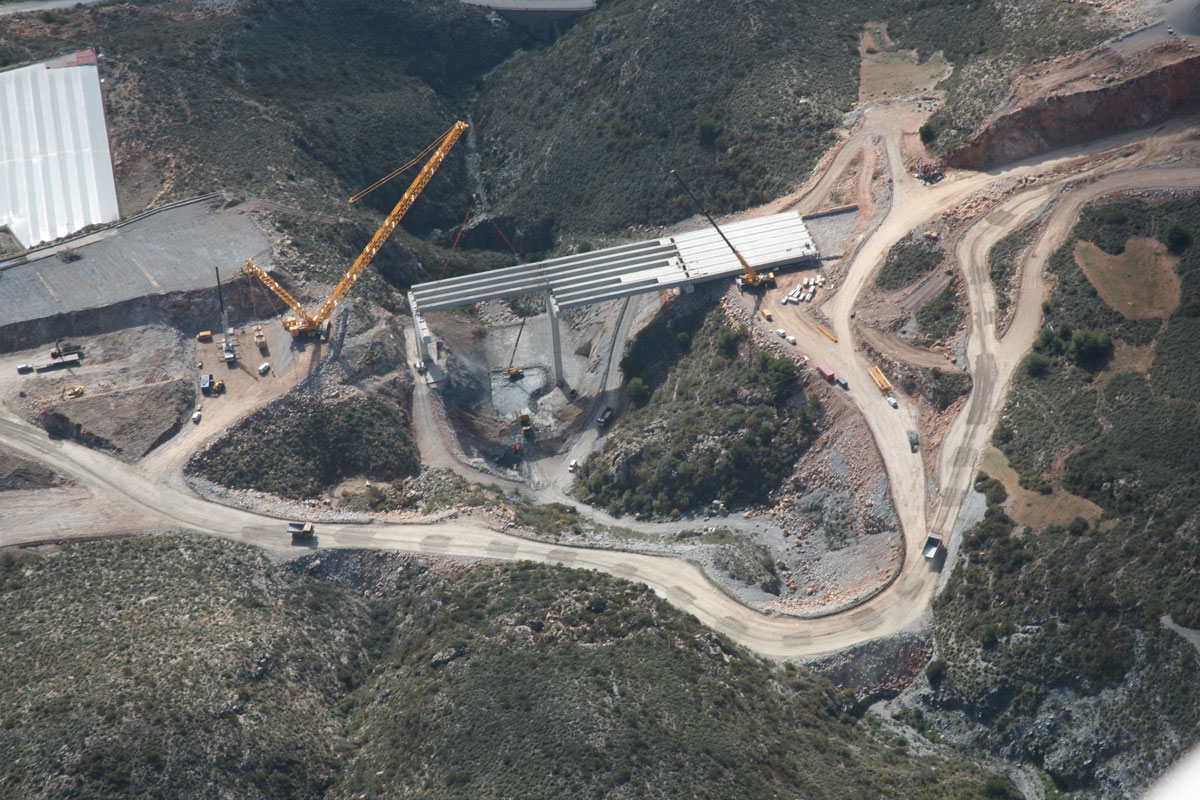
[568,459,578,473]
[886,395,898,408]
[597,407,615,426]
[192,410,202,424]
[785,335,796,345]
[257,362,271,375]
[908,431,919,452]
[16,363,34,374]
[775,328,787,338]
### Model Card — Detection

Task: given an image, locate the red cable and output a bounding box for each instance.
[491,219,523,263]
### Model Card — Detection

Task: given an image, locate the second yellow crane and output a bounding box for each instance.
[248,120,469,336]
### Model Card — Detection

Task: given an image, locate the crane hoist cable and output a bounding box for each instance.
[246,120,469,336]
[669,169,773,289]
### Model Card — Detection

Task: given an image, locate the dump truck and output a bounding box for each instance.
[816,365,835,383]
[200,373,214,395]
[196,330,213,342]
[288,522,314,542]
[923,534,943,559]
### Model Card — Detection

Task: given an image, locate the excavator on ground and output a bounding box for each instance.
[247,121,469,336]
[670,169,775,289]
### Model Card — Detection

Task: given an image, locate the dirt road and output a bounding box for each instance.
[3,102,1198,659]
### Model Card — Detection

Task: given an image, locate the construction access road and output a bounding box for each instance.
[3,102,1199,659]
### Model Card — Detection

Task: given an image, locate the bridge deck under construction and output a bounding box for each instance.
[408,211,819,364]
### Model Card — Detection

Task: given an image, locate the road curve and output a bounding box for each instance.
[3,114,1198,659]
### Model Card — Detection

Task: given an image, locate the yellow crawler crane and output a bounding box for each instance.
[247,120,469,336]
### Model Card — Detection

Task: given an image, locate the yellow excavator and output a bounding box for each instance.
[670,169,774,289]
[247,120,469,336]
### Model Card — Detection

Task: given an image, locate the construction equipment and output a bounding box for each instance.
[248,121,469,336]
[253,325,266,353]
[507,312,528,380]
[670,169,774,289]
[61,385,84,399]
[868,365,893,395]
[520,412,533,439]
[50,341,82,359]
[288,522,315,542]
[213,379,226,394]
[215,267,237,362]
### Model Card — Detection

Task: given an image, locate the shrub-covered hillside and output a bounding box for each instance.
[928,196,1200,796]
[190,394,419,499]
[0,537,1016,799]
[575,307,818,517]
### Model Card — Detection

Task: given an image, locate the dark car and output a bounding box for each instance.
[598,407,615,426]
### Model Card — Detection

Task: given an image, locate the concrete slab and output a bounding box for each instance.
[0,197,271,329]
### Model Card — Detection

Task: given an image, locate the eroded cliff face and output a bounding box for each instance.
[945,40,1200,169]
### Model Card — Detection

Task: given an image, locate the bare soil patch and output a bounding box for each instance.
[982,446,1101,530]
[0,452,70,491]
[1073,236,1180,319]
[859,22,951,104]
[1095,339,1157,392]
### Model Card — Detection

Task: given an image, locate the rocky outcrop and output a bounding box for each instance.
[945,40,1200,170]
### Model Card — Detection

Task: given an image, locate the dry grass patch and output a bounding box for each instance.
[859,22,951,104]
[982,446,1100,530]
[1095,339,1156,391]
[1073,237,1180,319]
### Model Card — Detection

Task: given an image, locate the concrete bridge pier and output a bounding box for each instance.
[546,288,564,385]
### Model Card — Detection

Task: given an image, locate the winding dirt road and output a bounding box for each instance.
[3,103,1199,659]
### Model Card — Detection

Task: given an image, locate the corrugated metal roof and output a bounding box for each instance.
[0,52,120,248]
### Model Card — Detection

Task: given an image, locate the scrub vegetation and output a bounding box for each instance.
[876,238,944,290]
[931,196,1200,794]
[192,395,419,499]
[0,537,1014,799]
[575,308,819,517]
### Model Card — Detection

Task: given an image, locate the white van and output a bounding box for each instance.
[257,362,271,376]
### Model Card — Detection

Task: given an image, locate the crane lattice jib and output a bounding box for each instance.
[311,120,469,326]
[244,258,315,331]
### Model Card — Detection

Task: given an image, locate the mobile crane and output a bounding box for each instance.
[247,121,469,336]
[670,169,774,289]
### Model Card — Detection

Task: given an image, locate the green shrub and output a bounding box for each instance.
[1165,223,1192,254]
[1024,352,1051,378]
[918,123,936,144]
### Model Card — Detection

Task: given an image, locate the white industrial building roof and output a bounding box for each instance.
[0,50,120,248]
[409,210,819,314]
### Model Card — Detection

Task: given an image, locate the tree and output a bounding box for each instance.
[1024,352,1051,378]
[696,115,722,149]
[628,377,651,406]
[1165,223,1192,254]
[1069,329,1112,371]
[918,123,936,145]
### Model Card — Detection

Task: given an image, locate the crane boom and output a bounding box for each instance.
[250,120,469,335]
[244,259,314,326]
[669,169,773,289]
